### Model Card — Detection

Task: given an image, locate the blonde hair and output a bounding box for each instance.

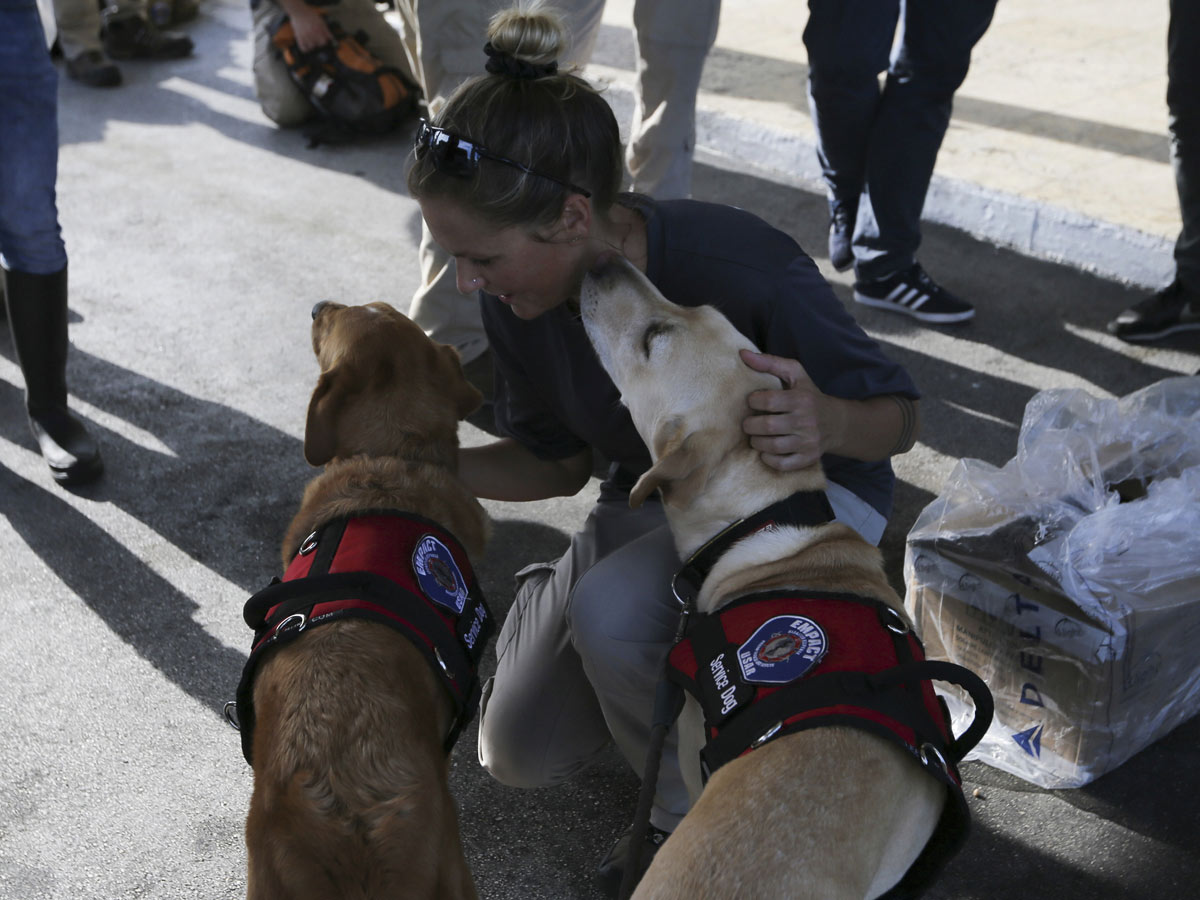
[406,1,623,231]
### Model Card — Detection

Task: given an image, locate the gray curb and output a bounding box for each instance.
[604,83,1176,291]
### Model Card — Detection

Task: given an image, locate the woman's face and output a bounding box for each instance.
[419,196,587,321]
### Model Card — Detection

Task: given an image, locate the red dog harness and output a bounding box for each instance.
[230,510,493,765]
[640,491,992,900]
[666,590,992,899]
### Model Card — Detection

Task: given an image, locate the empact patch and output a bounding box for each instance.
[413,534,469,614]
[737,615,828,685]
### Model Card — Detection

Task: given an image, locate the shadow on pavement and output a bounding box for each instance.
[0,355,576,730]
[0,452,246,717]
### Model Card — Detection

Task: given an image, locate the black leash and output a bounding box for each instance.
[617,583,691,900]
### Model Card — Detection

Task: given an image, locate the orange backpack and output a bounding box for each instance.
[270,11,419,141]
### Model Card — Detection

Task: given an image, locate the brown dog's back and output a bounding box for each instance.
[247,622,473,900]
[243,302,486,900]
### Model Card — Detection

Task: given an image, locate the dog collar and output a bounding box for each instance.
[671,490,835,610]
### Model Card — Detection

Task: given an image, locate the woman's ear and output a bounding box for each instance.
[558,192,592,241]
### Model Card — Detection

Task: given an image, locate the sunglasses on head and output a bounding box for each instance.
[414,119,591,198]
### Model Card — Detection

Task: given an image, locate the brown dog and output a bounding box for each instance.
[238,301,489,900]
[580,260,989,899]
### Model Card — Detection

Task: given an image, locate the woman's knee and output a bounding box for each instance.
[567,531,681,693]
[477,678,551,788]
[477,675,609,788]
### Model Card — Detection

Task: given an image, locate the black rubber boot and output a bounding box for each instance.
[3,267,103,485]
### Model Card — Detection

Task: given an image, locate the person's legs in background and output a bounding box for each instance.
[851,0,995,283]
[0,4,103,485]
[807,0,996,325]
[804,0,898,273]
[98,0,193,62]
[1171,0,1200,304]
[1107,0,1200,343]
[625,0,720,199]
[53,0,122,86]
[847,0,995,325]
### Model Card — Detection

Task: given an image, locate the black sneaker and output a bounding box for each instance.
[146,0,199,26]
[854,263,975,324]
[1106,279,1200,342]
[102,13,194,60]
[596,822,670,899]
[65,49,123,87]
[828,203,856,272]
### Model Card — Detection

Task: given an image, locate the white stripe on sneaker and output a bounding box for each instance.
[892,286,925,308]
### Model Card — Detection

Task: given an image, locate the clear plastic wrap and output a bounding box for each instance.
[903,376,1200,788]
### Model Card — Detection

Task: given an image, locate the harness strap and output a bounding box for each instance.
[231,511,492,766]
[662,589,994,899]
[672,490,835,606]
[695,662,983,783]
[304,515,347,578]
[249,571,485,691]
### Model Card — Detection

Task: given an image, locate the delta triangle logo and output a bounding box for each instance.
[1012,724,1043,758]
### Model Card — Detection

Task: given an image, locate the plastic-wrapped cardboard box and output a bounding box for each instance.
[904,377,1200,789]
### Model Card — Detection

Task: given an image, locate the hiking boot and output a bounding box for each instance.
[1106,278,1200,342]
[65,49,123,87]
[854,263,975,324]
[3,267,104,487]
[147,0,199,26]
[596,822,671,899]
[102,13,194,60]
[828,202,856,272]
[169,0,200,24]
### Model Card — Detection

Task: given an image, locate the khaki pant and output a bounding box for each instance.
[478,482,884,830]
[53,0,149,57]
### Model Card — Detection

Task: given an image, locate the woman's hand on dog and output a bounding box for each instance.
[740,350,834,470]
[740,349,919,469]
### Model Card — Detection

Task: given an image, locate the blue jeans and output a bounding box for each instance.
[1169,0,1200,293]
[0,0,67,276]
[803,0,996,281]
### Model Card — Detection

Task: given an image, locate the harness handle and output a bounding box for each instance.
[872,660,994,763]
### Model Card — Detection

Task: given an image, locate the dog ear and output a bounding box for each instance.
[304,367,352,466]
[629,418,719,510]
[440,343,484,419]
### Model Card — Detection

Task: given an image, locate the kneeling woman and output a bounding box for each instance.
[405,1,921,889]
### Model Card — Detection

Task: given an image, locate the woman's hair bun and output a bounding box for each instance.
[485,2,567,78]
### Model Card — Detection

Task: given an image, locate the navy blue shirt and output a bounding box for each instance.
[481,196,919,518]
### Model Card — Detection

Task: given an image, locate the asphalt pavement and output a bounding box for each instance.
[2,2,1199,899]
